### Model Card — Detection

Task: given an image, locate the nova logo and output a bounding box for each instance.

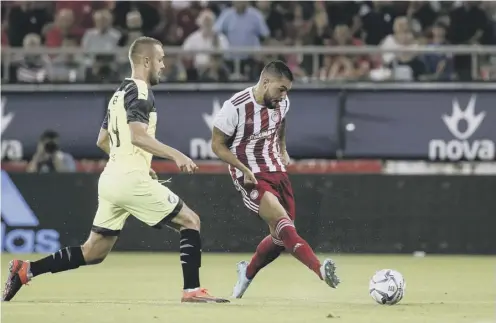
[429,96,495,161]
[1,171,60,253]
[189,99,221,159]
[1,97,23,161]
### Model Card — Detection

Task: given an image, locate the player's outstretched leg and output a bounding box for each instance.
[168,203,229,303]
[2,232,117,301]
[232,235,284,298]
[259,192,340,289]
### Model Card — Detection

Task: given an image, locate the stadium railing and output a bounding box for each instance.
[2,45,496,91]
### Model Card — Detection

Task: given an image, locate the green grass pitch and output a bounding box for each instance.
[1,253,494,323]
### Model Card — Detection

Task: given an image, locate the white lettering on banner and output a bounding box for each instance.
[384,161,496,175]
[0,171,61,253]
[189,99,221,159]
[1,96,23,161]
[428,95,495,161]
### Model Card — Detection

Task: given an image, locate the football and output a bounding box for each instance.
[369,269,406,305]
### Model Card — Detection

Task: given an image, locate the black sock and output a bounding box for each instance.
[180,229,201,290]
[30,246,86,277]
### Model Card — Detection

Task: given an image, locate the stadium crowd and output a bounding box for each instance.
[1,1,496,83]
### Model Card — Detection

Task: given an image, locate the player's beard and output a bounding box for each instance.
[149,70,160,86]
[263,93,278,109]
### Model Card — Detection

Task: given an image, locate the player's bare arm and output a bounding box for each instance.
[211,127,257,185]
[278,119,291,166]
[96,126,157,177]
[129,121,198,173]
[278,119,287,152]
[96,128,111,155]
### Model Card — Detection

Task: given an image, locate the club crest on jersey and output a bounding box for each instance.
[250,189,259,200]
[168,194,179,204]
[271,110,281,122]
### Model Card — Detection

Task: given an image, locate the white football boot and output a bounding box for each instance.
[320,258,341,288]
[231,261,252,298]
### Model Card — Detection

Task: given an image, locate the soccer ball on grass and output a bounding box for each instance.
[369,269,406,305]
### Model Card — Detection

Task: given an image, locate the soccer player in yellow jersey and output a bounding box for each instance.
[2,37,229,304]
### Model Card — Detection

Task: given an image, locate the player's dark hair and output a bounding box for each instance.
[40,129,59,140]
[128,36,163,62]
[262,60,294,82]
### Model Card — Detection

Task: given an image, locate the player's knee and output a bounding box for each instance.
[81,241,110,265]
[179,212,201,231]
[260,192,289,228]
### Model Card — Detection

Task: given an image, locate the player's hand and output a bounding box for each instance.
[243,169,258,187]
[281,150,291,166]
[149,168,158,180]
[175,154,198,174]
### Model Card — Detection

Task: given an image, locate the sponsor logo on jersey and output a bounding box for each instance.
[428,95,494,161]
[168,193,179,204]
[248,128,276,141]
[1,171,61,253]
[271,110,281,123]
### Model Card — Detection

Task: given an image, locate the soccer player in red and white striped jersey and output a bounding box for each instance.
[211,61,340,298]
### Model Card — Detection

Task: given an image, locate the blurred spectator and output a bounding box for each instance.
[45,8,84,47]
[287,3,314,41]
[55,1,111,29]
[199,55,231,82]
[285,37,309,80]
[406,1,439,34]
[2,1,496,84]
[326,2,361,34]
[161,55,187,82]
[27,130,76,174]
[1,25,8,47]
[256,1,285,40]
[421,23,455,81]
[448,1,489,80]
[214,1,270,75]
[310,2,331,45]
[326,24,370,80]
[50,36,85,83]
[176,2,204,44]
[117,10,144,79]
[8,2,52,47]
[381,16,412,65]
[149,1,177,44]
[82,9,121,82]
[119,10,144,47]
[113,1,161,35]
[391,32,426,81]
[85,56,119,83]
[317,55,334,81]
[82,9,121,58]
[183,10,229,72]
[14,33,51,84]
[448,2,488,45]
[360,1,399,45]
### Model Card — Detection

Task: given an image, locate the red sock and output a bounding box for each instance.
[275,218,322,279]
[246,235,285,279]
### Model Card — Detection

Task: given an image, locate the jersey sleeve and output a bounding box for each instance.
[281,96,290,118]
[213,100,239,136]
[101,112,109,129]
[123,83,153,124]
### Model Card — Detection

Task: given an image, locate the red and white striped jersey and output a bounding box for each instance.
[213,87,290,179]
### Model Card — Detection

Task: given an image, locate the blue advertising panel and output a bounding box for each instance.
[1,90,495,160]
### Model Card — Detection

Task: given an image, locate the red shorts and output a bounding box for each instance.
[233,171,296,221]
